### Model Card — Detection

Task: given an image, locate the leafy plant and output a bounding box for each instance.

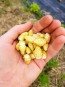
[61,24,65,28]
[38,59,58,86]
[30,2,42,18]
[61,74,65,80]
[47,58,58,68]
[23,0,42,18]
[38,71,50,87]
[30,2,40,13]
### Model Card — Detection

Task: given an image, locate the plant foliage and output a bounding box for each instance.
[38,59,58,86]
[61,74,65,80]
[23,0,42,18]
[47,58,58,68]
[61,24,65,28]
[38,71,50,86]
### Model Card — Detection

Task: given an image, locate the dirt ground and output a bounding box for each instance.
[0,0,65,87]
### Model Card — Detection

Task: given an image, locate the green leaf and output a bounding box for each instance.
[23,1,42,18]
[30,2,40,13]
[38,71,50,86]
[61,74,65,80]
[61,24,65,28]
[47,59,58,68]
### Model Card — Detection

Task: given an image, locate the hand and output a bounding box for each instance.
[0,15,65,87]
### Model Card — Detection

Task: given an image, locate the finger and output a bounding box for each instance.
[42,20,61,33]
[45,35,65,63]
[32,15,53,33]
[34,59,46,70]
[51,27,65,41]
[1,22,32,44]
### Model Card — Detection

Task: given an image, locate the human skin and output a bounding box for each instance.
[0,15,65,87]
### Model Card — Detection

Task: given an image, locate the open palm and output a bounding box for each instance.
[0,15,65,87]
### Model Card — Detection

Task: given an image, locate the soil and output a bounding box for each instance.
[0,0,65,87]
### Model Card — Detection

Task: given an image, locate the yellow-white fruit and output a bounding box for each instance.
[28,43,34,51]
[28,30,33,36]
[26,47,31,54]
[16,43,20,51]
[42,51,46,59]
[33,46,42,59]
[16,30,51,64]
[34,38,46,46]
[25,36,35,43]
[44,33,51,43]
[19,41,26,55]
[24,54,31,64]
[18,32,28,41]
[30,54,35,59]
[43,44,48,51]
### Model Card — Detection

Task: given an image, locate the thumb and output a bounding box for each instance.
[1,22,32,44]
